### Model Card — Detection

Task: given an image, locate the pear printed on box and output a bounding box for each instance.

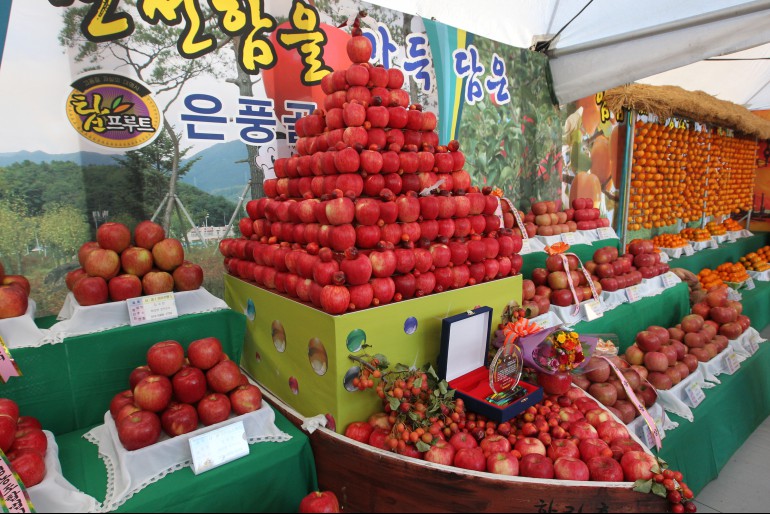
[308,337,329,376]
[346,329,366,352]
[246,299,256,321]
[272,320,287,352]
[289,377,299,395]
[344,367,361,392]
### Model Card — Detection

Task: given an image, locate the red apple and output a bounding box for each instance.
[142,270,174,295]
[514,437,546,457]
[480,435,511,456]
[298,491,340,513]
[188,337,224,370]
[610,438,644,460]
[84,248,121,280]
[161,402,199,437]
[588,382,618,407]
[172,262,204,291]
[424,440,456,465]
[520,453,554,479]
[579,438,613,461]
[108,274,143,302]
[0,285,28,319]
[147,340,185,376]
[152,238,185,271]
[620,450,658,481]
[9,451,46,487]
[548,439,581,461]
[110,390,135,420]
[449,432,478,451]
[344,422,374,444]
[129,365,153,390]
[197,393,232,426]
[117,410,161,450]
[229,384,263,414]
[134,220,166,250]
[206,360,243,394]
[487,452,519,476]
[97,222,131,253]
[133,375,173,412]
[453,447,486,471]
[65,268,88,291]
[554,457,590,481]
[121,246,154,277]
[16,417,42,432]
[587,456,625,482]
[172,367,207,404]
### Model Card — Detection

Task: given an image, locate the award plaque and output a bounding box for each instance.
[487,342,523,401]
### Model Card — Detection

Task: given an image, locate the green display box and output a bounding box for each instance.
[224,274,522,432]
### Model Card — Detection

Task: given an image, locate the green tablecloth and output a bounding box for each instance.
[667,234,769,274]
[57,410,317,513]
[740,279,770,332]
[572,282,691,352]
[656,341,770,496]
[521,238,619,280]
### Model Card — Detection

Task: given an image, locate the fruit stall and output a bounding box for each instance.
[3,2,770,514]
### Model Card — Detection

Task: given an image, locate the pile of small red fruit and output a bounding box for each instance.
[572,357,658,424]
[530,253,604,308]
[66,221,204,306]
[0,261,31,319]
[109,338,262,451]
[0,398,48,487]
[583,240,669,293]
[520,198,609,237]
[623,324,704,391]
[220,22,523,315]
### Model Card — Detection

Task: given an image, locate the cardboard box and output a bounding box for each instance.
[437,307,542,423]
[224,274,522,432]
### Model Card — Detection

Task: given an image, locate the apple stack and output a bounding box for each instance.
[0,262,31,319]
[220,31,524,315]
[690,288,751,342]
[623,324,705,391]
[627,239,670,280]
[0,398,48,487]
[520,198,609,238]
[66,221,204,307]
[572,357,659,424]
[520,278,551,318]
[530,253,604,308]
[110,338,263,451]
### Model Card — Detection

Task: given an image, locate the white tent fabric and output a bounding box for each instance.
[365,0,770,107]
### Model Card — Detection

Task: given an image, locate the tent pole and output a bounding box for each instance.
[618,110,636,252]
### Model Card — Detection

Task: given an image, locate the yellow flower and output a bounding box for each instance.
[557,333,567,344]
[570,332,578,339]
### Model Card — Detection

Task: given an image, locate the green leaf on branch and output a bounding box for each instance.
[408,411,420,422]
[633,479,653,494]
[414,377,422,388]
[416,441,431,452]
[373,354,389,368]
[388,397,400,411]
[426,366,439,381]
[394,363,409,372]
[438,381,448,395]
[651,483,667,498]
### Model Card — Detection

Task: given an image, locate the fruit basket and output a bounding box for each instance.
[44,289,228,343]
[84,402,290,511]
[0,299,48,349]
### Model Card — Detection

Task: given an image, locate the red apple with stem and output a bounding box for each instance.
[147,340,185,376]
[133,375,173,412]
[161,402,199,437]
[188,337,224,370]
[197,393,232,426]
[117,410,162,450]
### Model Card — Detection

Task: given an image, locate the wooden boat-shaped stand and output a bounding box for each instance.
[261,387,668,513]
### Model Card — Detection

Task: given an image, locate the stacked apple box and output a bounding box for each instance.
[221,32,524,431]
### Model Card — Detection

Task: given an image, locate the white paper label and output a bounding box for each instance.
[745,278,756,291]
[528,313,557,331]
[626,285,643,303]
[684,245,695,257]
[189,421,249,475]
[685,382,705,408]
[725,352,741,375]
[127,293,178,326]
[709,239,719,249]
[747,338,759,356]
[728,232,738,242]
[642,417,666,448]
[562,232,578,245]
[582,299,604,321]
[520,239,531,254]
[662,272,679,289]
[597,227,617,240]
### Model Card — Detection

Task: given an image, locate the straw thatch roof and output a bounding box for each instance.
[604,84,770,139]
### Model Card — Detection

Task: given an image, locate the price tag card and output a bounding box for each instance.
[685,382,705,408]
[661,272,679,289]
[625,285,643,303]
[529,313,557,331]
[745,278,756,291]
[597,227,618,240]
[725,352,741,375]
[582,299,604,321]
[190,421,249,475]
[683,245,695,257]
[0,336,22,383]
[520,239,532,254]
[127,292,178,326]
[747,338,759,356]
[561,232,578,245]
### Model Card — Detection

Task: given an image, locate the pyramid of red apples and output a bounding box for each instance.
[220,21,524,314]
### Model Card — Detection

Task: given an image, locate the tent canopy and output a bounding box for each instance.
[365,0,770,108]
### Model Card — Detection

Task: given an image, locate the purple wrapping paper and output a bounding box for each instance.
[518,328,599,375]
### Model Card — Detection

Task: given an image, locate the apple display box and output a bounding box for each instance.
[437,307,542,424]
[225,274,522,433]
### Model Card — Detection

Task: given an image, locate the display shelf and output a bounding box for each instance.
[655,340,770,496]
[666,234,768,274]
[740,279,770,331]
[5,310,247,435]
[521,238,619,279]
[56,410,317,513]
[571,282,691,352]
